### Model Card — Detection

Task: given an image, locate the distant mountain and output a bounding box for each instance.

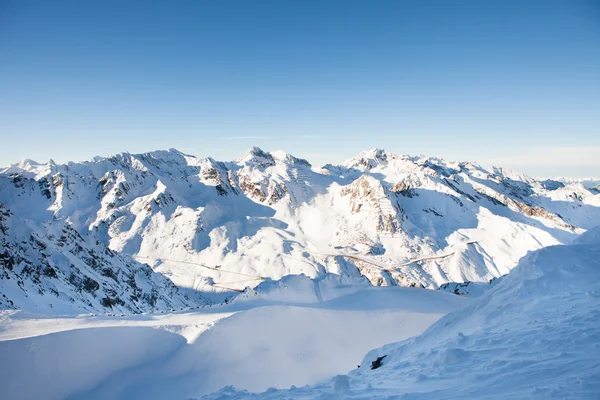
[1,147,599,313]
[550,177,600,194]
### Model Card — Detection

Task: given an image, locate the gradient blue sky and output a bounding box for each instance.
[1,0,599,177]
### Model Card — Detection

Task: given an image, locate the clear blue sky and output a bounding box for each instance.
[1,0,599,177]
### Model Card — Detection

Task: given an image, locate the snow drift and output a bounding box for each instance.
[0,278,469,400]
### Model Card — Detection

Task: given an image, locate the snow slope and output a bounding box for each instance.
[206,226,600,399]
[1,147,599,313]
[0,275,469,400]
[0,203,210,314]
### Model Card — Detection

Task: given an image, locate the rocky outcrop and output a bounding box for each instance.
[390,180,418,198]
[237,146,276,168]
[0,146,595,304]
[199,160,238,196]
[344,148,388,170]
[340,175,402,234]
[0,202,209,313]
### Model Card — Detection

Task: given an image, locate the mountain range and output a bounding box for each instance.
[1,147,599,314]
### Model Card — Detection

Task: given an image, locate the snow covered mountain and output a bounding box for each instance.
[1,147,599,313]
[552,176,600,192]
[204,225,600,399]
[0,202,210,314]
[3,224,594,400]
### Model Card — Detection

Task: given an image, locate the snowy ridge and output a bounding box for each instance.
[204,225,600,399]
[551,177,600,191]
[0,202,209,314]
[1,147,600,313]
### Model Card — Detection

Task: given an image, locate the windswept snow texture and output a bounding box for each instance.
[1,147,599,313]
[206,227,600,399]
[0,275,469,400]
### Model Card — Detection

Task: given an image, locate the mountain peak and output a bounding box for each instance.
[368,148,387,158]
[0,145,597,316]
[237,146,276,167]
[343,148,388,170]
[270,150,311,167]
[245,146,268,156]
[18,158,41,168]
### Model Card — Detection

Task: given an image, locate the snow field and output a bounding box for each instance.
[0,278,469,400]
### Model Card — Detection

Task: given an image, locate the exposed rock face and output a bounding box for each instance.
[540,179,566,191]
[467,178,573,227]
[0,202,208,313]
[438,281,472,295]
[344,148,388,170]
[238,174,268,202]
[199,159,238,196]
[266,181,288,205]
[238,146,276,168]
[390,181,418,197]
[517,202,570,226]
[0,146,598,311]
[340,175,402,234]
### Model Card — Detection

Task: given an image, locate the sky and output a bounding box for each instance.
[0,0,599,177]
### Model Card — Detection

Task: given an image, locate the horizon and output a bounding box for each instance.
[1,0,599,177]
[4,144,600,182]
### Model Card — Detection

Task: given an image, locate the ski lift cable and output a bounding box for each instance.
[210,284,245,293]
[307,241,478,270]
[134,256,267,279]
[213,277,265,285]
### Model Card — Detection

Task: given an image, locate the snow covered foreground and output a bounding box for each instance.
[205,227,600,399]
[0,275,469,400]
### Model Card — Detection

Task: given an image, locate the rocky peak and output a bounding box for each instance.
[237,146,276,168]
[198,158,238,196]
[420,159,459,178]
[0,158,55,180]
[269,150,311,167]
[1,147,596,305]
[0,202,209,313]
[343,148,388,170]
[340,175,402,233]
[540,179,566,191]
[340,175,387,211]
